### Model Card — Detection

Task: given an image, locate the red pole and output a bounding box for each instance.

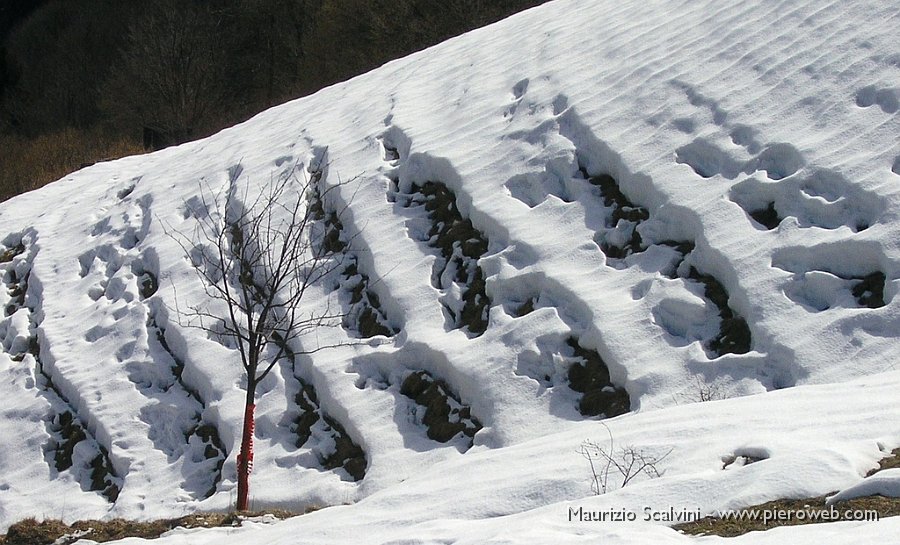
[236,403,255,511]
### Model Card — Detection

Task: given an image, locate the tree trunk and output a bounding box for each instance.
[236,385,257,511]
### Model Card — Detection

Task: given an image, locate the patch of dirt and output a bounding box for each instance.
[310,170,397,339]
[589,173,649,259]
[686,267,751,355]
[0,242,25,264]
[514,297,535,317]
[675,495,900,537]
[868,447,900,476]
[1,235,121,501]
[1,510,313,545]
[395,180,492,336]
[748,201,782,229]
[583,172,753,357]
[400,370,482,445]
[321,415,367,481]
[293,382,320,448]
[565,337,630,418]
[851,271,886,309]
[291,376,367,481]
[138,271,158,298]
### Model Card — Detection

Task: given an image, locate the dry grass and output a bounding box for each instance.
[868,447,900,476]
[0,509,313,545]
[674,495,900,537]
[0,127,144,203]
[676,447,900,536]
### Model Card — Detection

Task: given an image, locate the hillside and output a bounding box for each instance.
[1,0,899,543]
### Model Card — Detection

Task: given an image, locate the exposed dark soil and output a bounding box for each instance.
[292,377,367,481]
[147,312,225,499]
[400,370,482,445]
[851,271,886,309]
[138,271,158,298]
[310,171,397,338]
[514,297,535,317]
[396,181,492,336]
[686,267,751,355]
[748,201,782,229]
[564,337,630,418]
[293,382,320,448]
[2,235,121,502]
[679,448,900,536]
[588,173,649,259]
[868,447,900,476]
[321,415,367,481]
[0,242,25,264]
[582,171,752,357]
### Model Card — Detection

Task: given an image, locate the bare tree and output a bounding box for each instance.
[233,0,308,105]
[168,164,350,511]
[103,0,229,146]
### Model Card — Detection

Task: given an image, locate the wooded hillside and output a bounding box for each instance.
[0,0,546,202]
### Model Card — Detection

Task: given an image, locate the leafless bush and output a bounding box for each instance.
[672,375,725,405]
[580,423,673,495]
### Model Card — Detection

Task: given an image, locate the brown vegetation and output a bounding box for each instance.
[0,128,143,202]
[676,448,900,537]
[674,495,900,537]
[0,509,311,545]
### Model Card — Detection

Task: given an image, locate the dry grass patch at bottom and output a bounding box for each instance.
[868,447,900,476]
[0,508,314,545]
[674,495,900,537]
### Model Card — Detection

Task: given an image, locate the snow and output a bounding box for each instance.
[0,0,899,542]
[828,468,900,504]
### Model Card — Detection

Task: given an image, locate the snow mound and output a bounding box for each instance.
[828,468,900,504]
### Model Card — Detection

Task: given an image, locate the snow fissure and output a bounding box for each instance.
[388,175,492,337]
[1,233,121,502]
[380,130,492,337]
[289,372,367,481]
[308,160,398,339]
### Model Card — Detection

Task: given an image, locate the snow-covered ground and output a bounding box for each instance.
[1,0,898,542]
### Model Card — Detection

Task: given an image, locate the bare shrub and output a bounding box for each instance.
[580,423,673,495]
[672,375,725,405]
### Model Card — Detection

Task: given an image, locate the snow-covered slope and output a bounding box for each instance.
[1,0,898,542]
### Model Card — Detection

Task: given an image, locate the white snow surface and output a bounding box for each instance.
[1,0,899,542]
[828,468,900,504]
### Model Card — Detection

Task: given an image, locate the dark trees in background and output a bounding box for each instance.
[0,0,549,199]
[0,0,45,103]
[0,0,44,37]
[2,1,126,133]
[233,0,308,105]
[103,0,229,147]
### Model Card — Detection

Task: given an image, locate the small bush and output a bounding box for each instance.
[580,423,673,495]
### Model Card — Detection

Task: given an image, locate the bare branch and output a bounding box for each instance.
[579,423,672,495]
